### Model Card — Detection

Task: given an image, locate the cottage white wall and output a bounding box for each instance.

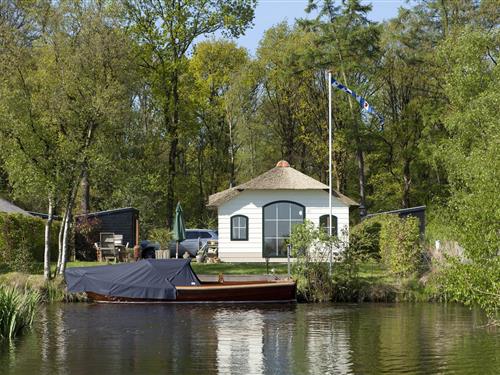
[217,190,350,262]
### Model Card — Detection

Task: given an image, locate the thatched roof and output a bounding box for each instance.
[0,198,32,216]
[208,160,358,207]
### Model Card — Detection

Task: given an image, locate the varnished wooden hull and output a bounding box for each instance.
[86,280,296,303]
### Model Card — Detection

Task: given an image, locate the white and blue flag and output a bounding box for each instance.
[331,76,384,127]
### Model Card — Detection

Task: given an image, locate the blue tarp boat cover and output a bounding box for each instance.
[65,259,201,300]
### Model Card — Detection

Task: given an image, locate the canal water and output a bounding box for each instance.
[1,303,498,374]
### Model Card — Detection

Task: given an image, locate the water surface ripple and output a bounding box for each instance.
[1,303,498,374]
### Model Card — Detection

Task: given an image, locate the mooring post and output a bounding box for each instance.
[287,244,291,278]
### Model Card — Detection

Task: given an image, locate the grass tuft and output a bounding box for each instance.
[0,285,40,341]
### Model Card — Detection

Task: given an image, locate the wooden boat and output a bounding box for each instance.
[65,259,296,303]
[86,280,296,303]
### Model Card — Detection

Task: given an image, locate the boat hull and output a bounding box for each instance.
[86,280,296,303]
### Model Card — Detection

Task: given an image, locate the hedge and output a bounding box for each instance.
[352,214,422,279]
[0,213,60,273]
[349,219,382,259]
[378,214,422,278]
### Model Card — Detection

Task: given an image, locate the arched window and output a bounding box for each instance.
[320,214,338,236]
[231,215,248,241]
[263,201,305,257]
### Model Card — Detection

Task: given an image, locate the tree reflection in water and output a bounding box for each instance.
[0,303,498,375]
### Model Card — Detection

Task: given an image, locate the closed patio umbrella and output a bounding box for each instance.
[172,202,186,259]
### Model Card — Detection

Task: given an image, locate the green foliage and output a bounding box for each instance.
[435,258,499,321]
[123,0,256,226]
[0,285,40,341]
[288,220,388,302]
[288,221,336,302]
[330,244,365,302]
[376,215,422,279]
[287,220,318,257]
[293,261,334,303]
[0,272,84,303]
[438,27,499,261]
[0,0,497,319]
[432,26,500,323]
[349,219,382,259]
[0,213,59,272]
[74,217,101,261]
[148,228,172,249]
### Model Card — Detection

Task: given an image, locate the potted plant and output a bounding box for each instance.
[149,228,172,258]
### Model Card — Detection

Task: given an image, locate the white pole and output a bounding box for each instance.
[328,71,333,276]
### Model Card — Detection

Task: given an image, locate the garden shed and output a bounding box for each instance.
[76,207,140,247]
[208,161,358,262]
[364,206,426,235]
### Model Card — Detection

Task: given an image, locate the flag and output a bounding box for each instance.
[330,76,384,126]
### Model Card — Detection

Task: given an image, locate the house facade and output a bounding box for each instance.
[208,161,358,262]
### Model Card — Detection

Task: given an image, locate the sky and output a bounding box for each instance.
[235,0,411,54]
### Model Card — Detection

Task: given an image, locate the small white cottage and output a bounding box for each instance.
[207,160,358,262]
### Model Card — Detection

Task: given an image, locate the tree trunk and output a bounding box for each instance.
[339,69,367,211]
[402,158,411,208]
[43,195,54,281]
[56,200,69,273]
[59,210,72,275]
[334,165,340,191]
[197,141,205,222]
[356,142,367,216]
[58,179,79,275]
[165,71,179,228]
[81,167,90,215]
[228,115,236,188]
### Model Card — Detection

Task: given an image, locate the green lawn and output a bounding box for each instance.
[65,260,387,278]
[191,262,289,275]
[1,259,387,279]
[64,260,289,275]
[0,260,289,276]
[358,260,392,282]
[66,261,108,268]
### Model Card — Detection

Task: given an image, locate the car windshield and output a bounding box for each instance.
[185,231,199,240]
[199,231,212,239]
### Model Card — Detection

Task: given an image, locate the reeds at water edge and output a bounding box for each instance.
[0,286,40,341]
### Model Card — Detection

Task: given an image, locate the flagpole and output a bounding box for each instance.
[328,71,333,276]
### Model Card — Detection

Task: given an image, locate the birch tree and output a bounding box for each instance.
[0,0,134,276]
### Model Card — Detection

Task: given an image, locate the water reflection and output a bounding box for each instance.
[216,309,264,374]
[0,303,498,374]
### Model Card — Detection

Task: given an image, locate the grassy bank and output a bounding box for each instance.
[0,271,87,303]
[0,261,290,303]
[0,259,433,305]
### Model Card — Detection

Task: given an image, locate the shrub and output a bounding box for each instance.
[74,217,101,261]
[434,257,500,323]
[0,213,60,272]
[288,220,338,302]
[293,261,334,302]
[148,228,172,249]
[378,214,422,279]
